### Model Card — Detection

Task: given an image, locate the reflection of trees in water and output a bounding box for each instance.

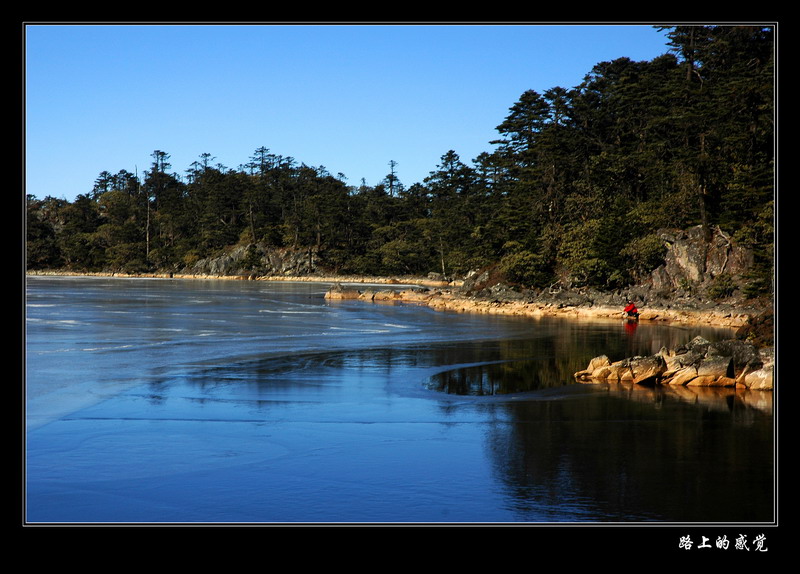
[181,319,770,522]
[417,322,773,521]
[423,320,736,396]
[480,384,774,522]
[426,358,565,395]
[188,317,736,398]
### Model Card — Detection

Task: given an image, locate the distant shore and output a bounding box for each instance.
[27,269,765,331]
[25,269,444,285]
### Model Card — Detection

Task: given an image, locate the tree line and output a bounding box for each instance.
[26,26,774,296]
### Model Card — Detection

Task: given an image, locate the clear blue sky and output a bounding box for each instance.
[25,23,674,201]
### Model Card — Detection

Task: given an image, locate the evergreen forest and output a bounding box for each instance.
[26,26,775,297]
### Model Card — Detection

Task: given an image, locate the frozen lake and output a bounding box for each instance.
[24,276,774,525]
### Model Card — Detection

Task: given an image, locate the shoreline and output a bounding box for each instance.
[24,269,450,287]
[27,269,759,330]
[324,283,752,330]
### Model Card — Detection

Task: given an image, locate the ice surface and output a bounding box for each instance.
[25,277,771,524]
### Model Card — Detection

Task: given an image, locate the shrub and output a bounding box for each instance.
[499,250,552,288]
[707,273,736,300]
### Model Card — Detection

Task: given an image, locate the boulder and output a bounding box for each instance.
[661,349,704,376]
[630,355,667,385]
[742,365,774,390]
[372,290,400,301]
[663,366,700,386]
[696,356,734,379]
[574,355,611,381]
[738,347,774,390]
[606,360,632,381]
[358,289,377,301]
[324,283,361,300]
[706,339,761,372]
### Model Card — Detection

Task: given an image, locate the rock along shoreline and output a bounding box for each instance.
[322,280,756,330]
[574,336,774,391]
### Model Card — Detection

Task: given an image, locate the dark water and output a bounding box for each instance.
[24,276,774,524]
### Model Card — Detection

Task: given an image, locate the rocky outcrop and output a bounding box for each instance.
[649,225,753,294]
[186,244,319,277]
[450,224,770,332]
[575,354,667,385]
[575,336,773,390]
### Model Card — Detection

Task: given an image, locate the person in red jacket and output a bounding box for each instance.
[623,300,639,319]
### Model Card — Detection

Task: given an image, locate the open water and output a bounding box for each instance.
[24,276,774,525]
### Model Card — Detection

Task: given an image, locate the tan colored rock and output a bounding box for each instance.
[577,354,666,385]
[590,365,615,380]
[618,365,635,381]
[358,290,377,301]
[574,356,612,381]
[713,376,738,387]
[696,356,733,378]
[687,374,719,387]
[663,366,698,386]
[638,311,660,321]
[743,365,774,390]
[660,354,684,378]
[372,290,399,301]
[629,355,667,384]
[325,288,361,300]
[574,339,771,390]
[603,361,631,381]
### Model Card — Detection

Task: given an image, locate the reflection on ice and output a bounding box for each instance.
[25,277,773,524]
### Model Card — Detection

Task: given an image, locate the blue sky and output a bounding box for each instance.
[25,23,674,201]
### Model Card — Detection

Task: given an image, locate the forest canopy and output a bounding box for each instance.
[26,25,775,296]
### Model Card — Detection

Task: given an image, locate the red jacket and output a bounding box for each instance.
[624,303,638,314]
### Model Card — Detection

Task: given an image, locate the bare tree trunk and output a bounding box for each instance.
[439,237,447,278]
